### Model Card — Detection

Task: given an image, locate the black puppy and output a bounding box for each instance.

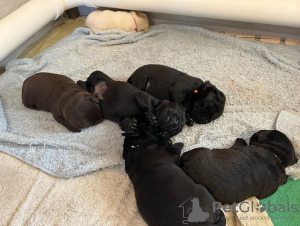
[180,130,298,205]
[123,124,226,226]
[127,64,226,126]
[77,71,186,137]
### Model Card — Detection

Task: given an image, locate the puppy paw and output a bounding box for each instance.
[158,130,172,147]
[119,117,138,134]
[127,118,138,131]
[186,119,194,127]
[186,114,194,127]
[165,139,173,147]
[146,112,158,126]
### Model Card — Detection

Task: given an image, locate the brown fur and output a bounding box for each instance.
[22,72,103,132]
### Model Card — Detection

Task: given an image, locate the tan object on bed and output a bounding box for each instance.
[85,10,149,34]
[224,197,274,226]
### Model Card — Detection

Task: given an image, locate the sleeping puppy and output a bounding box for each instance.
[180,130,298,205]
[85,10,149,33]
[123,124,226,226]
[22,72,103,132]
[77,71,186,136]
[127,64,226,126]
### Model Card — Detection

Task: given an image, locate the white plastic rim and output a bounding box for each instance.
[92,0,300,28]
[0,0,299,62]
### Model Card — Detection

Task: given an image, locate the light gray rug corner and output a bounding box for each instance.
[0,24,299,178]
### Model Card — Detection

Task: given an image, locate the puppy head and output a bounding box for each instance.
[155,101,186,137]
[250,130,298,167]
[64,93,103,130]
[77,71,110,94]
[122,124,172,159]
[130,11,149,32]
[190,81,226,124]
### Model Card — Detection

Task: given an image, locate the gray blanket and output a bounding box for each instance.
[0,24,299,178]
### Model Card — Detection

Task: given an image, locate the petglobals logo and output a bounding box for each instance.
[213,201,298,213]
[178,197,298,225]
[179,197,210,224]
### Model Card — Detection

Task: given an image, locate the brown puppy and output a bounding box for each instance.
[22,72,103,132]
[180,130,298,205]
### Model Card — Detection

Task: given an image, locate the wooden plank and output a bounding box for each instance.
[221,32,300,46]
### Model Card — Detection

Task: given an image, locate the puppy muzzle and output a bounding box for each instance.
[190,105,212,124]
[158,108,186,136]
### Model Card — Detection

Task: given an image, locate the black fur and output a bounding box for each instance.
[180,130,298,205]
[77,71,186,136]
[127,64,226,125]
[123,124,226,226]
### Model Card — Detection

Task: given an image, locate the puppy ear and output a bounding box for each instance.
[168,142,184,156]
[136,11,146,16]
[266,131,296,166]
[77,80,87,90]
[202,81,214,91]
